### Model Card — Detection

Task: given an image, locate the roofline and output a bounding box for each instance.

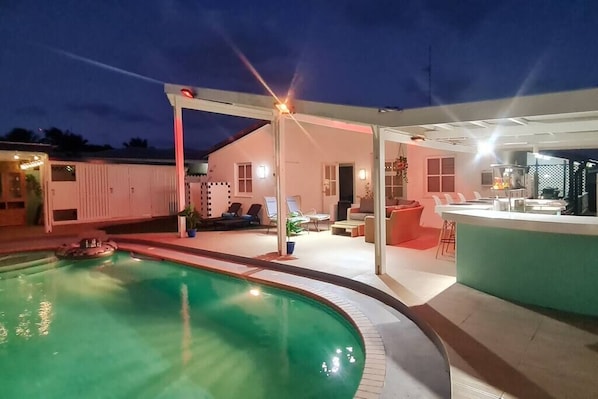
[204,120,270,155]
[164,83,598,128]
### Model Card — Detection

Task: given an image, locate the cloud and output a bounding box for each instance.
[65,102,159,124]
[14,105,47,117]
[339,0,419,31]
[420,0,506,34]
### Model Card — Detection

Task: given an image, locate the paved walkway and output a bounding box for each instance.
[1,223,597,398]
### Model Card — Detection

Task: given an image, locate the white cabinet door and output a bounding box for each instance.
[108,165,131,218]
[128,165,152,217]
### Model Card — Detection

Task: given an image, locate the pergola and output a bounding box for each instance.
[164,84,598,274]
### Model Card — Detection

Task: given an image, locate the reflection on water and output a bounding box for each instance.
[0,251,364,399]
[180,283,191,365]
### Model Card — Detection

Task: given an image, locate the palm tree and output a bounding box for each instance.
[123,137,148,148]
[42,127,88,155]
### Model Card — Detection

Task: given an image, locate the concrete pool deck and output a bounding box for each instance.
[1,222,597,398]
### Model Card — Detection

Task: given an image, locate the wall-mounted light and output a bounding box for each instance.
[257,165,267,179]
[180,88,195,98]
[358,168,367,180]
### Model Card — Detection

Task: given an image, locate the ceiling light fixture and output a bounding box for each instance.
[20,159,44,170]
[275,102,291,114]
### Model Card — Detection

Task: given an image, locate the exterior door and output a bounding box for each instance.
[128,165,152,217]
[322,163,339,217]
[108,165,131,218]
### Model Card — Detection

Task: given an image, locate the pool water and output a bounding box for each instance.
[0,251,364,398]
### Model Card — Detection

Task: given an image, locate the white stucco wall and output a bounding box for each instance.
[208,122,497,228]
[407,145,496,227]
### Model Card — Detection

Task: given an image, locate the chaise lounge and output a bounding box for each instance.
[214,204,262,230]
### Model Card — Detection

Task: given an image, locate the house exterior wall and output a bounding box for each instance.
[208,122,498,228]
[208,122,374,221]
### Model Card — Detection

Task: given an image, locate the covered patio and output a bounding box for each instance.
[164,84,598,276]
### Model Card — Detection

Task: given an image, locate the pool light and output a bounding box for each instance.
[249,288,260,296]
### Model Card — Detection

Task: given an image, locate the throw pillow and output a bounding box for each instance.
[360,198,374,213]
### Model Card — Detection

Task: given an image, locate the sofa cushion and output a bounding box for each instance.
[397,199,416,206]
[359,198,374,213]
[350,212,370,221]
[385,197,398,206]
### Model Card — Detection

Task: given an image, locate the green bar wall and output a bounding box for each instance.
[457,223,598,316]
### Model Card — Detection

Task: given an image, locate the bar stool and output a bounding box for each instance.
[433,195,456,259]
[436,220,456,259]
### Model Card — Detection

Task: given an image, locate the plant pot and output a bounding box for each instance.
[286,241,296,255]
[186,228,197,238]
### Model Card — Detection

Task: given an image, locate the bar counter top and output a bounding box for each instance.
[442,209,598,236]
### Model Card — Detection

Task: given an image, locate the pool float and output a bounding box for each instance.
[55,238,118,260]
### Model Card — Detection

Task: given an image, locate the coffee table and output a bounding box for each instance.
[330,220,365,237]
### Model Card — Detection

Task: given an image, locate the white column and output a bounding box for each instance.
[173,97,186,238]
[373,125,386,274]
[274,114,288,254]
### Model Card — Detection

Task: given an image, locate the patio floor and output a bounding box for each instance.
[1,222,597,398]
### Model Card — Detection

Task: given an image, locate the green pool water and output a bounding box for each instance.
[0,251,364,398]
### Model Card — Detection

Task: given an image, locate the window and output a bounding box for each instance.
[237,162,252,195]
[384,162,404,198]
[51,165,76,181]
[427,157,455,193]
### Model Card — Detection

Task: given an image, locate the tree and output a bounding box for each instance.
[123,137,148,148]
[42,127,88,155]
[1,128,40,143]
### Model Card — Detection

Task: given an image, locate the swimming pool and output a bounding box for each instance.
[0,251,365,398]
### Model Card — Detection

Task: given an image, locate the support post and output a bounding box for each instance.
[173,97,186,238]
[274,115,288,254]
[373,125,386,274]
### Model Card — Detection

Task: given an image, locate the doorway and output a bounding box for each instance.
[336,164,354,220]
[339,164,354,202]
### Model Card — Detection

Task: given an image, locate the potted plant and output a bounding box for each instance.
[286,212,304,254]
[178,205,201,237]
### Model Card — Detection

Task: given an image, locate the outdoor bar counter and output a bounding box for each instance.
[442,209,598,316]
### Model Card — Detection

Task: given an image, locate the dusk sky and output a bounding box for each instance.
[1,1,597,150]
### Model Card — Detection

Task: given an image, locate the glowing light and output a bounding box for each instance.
[358,169,367,180]
[249,288,260,296]
[180,88,195,98]
[13,154,20,160]
[257,165,267,179]
[477,141,494,155]
[20,160,44,170]
[275,102,291,114]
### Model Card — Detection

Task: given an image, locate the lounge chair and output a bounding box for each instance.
[199,202,242,228]
[214,204,262,230]
[264,196,309,234]
[286,195,330,232]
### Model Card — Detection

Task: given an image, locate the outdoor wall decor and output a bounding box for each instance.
[393,144,408,183]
